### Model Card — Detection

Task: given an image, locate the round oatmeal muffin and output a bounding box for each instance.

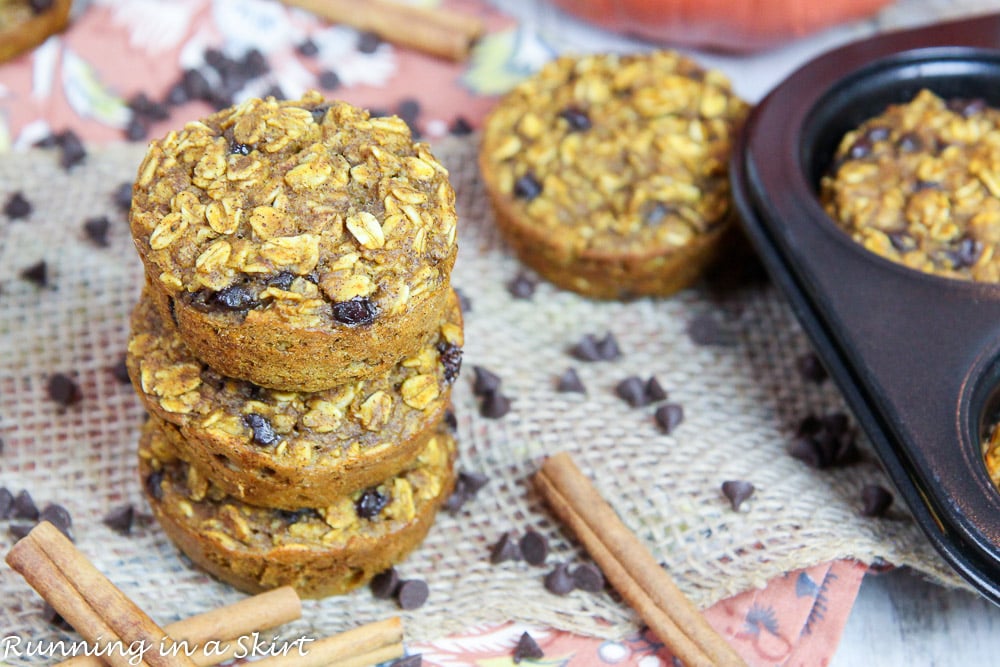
[822,89,1000,282]
[129,91,458,391]
[139,416,457,598]
[127,287,462,509]
[479,51,749,299]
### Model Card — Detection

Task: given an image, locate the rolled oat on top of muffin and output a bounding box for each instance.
[479,50,749,300]
[129,91,458,392]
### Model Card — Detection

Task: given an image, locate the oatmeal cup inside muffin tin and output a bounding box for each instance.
[731,14,1000,603]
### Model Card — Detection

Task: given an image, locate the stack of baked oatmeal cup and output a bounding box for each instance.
[124,92,462,598]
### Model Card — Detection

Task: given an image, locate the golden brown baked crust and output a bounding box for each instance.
[129,92,458,390]
[128,287,463,509]
[479,51,748,299]
[140,416,457,598]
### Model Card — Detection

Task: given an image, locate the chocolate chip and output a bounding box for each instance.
[860,484,893,517]
[654,403,684,434]
[241,48,270,78]
[113,182,133,212]
[472,366,501,396]
[83,215,111,247]
[787,437,823,468]
[0,488,12,519]
[721,480,755,511]
[596,332,621,361]
[789,412,858,468]
[230,142,251,155]
[848,136,872,160]
[947,97,988,117]
[513,632,544,663]
[544,563,575,595]
[556,367,586,394]
[356,488,390,519]
[569,334,602,362]
[397,98,421,125]
[20,260,48,287]
[450,116,473,136]
[444,409,458,432]
[182,68,212,101]
[276,507,320,523]
[357,31,382,53]
[40,504,73,540]
[389,656,422,667]
[950,237,983,269]
[4,191,32,219]
[267,271,296,291]
[125,117,149,142]
[212,284,260,311]
[513,173,542,200]
[110,356,131,384]
[796,352,827,383]
[57,130,86,169]
[864,125,891,143]
[103,504,135,536]
[9,523,34,540]
[437,342,463,383]
[317,69,341,91]
[480,391,511,419]
[12,490,39,521]
[332,297,378,326]
[645,376,667,402]
[887,231,913,252]
[897,132,922,152]
[687,313,736,346]
[370,567,400,599]
[490,531,522,564]
[397,579,429,610]
[520,530,548,566]
[457,470,489,495]
[571,563,605,592]
[507,271,536,299]
[47,373,81,407]
[243,413,280,446]
[165,82,189,106]
[615,376,648,408]
[145,470,165,501]
[128,92,170,121]
[296,39,319,57]
[559,107,591,131]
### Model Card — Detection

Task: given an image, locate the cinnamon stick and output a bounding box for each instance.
[279,0,483,62]
[7,522,196,667]
[534,453,746,667]
[56,586,302,667]
[252,617,404,667]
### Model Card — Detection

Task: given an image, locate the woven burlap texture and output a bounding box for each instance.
[0,137,965,654]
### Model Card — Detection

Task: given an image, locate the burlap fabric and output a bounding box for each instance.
[0,137,964,654]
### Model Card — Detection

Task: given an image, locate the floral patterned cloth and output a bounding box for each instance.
[0,1,872,665]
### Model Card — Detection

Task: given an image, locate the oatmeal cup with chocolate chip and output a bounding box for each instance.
[821,89,1000,281]
[129,91,458,391]
[479,51,749,299]
[139,415,457,598]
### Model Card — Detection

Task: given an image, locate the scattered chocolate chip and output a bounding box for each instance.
[860,484,893,517]
[212,284,260,311]
[788,412,858,469]
[20,260,48,287]
[454,287,472,313]
[4,191,32,219]
[128,92,170,121]
[182,68,212,101]
[332,297,378,326]
[615,376,648,408]
[520,530,548,566]
[47,373,81,407]
[437,342,463,383]
[571,563,605,592]
[864,125,891,143]
[230,142,251,155]
[356,488,390,519]
[145,470,165,501]
[397,98,421,125]
[113,182,133,212]
[513,173,542,200]
[318,70,341,91]
[950,237,983,269]
[443,409,458,432]
[357,31,382,53]
[847,136,872,160]
[389,656,422,667]
[103,504,135,535]
[654,403,684,434]
[12,490,39,521]
[472,366,501,396]
[569,334,601,362]
[787,437,823,468]
[9,523,34,540]
[165,82,189,106]
[889,230,915,252]
[53,129,86,169]
[397,579,429,610]
[645,376,667,402]
[559,106,591,131]
[596,332,621,360]
[490,531,522,564]
[40,504,73,540]
[947,96,988,117]
[450,116,473,136]
[457,470,489,496]
[124,117,148,142]
[544,563,575,595]
[556,367,586,394]
[897,132,922,152]
[276,507,320,523]
[0,488,12,519]
[507,271,536,299]
[721,480,755,511]
[513,632,544,663]
[242,48,270,78]
[83,215,111,247]
[267,271,296,291]
[370,567,400,599]
[796,352,828,383]
[480,391,511,419]
[296,39,319,57]
[109,356,131,384]
[243,413,280,446]
[686,313,736,346]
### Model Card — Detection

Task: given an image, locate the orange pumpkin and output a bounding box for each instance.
[548,0,895,52]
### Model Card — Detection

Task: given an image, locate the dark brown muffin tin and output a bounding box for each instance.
[730,14,1000,603]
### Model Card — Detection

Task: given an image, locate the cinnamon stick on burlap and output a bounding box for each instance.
[6,521,196,667]
[534,452,747,667]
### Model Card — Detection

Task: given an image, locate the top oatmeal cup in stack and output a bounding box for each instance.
[479,50,749,299]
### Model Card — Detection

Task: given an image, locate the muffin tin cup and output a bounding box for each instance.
[731,14,1000,603]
